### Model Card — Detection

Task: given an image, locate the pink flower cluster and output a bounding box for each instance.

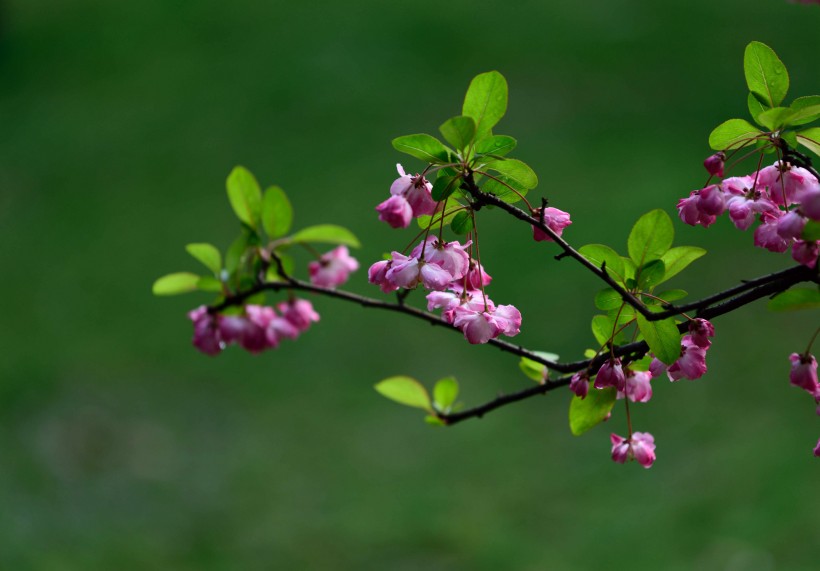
[679,160,820,267]
[375,164,439,228]
[787,351,820,457]
[611,432,656,468]
[309,246,359,288]
[188,299,320,356]
[368,237,521,344]
[650,318,714,382]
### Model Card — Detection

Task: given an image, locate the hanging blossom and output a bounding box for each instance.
[309,246,360,288]
[187,299,320,356]
[610,432,656,468]
[789,352,819,397]
[532,206,572,242]
[650,319,716,382]
[375,164,439,228]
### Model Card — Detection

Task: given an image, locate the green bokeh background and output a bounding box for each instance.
[2,1,819,569]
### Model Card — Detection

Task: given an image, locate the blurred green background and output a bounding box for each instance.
[1,0,819,569]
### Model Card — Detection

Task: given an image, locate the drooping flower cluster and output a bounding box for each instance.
[610,432,656,468]
[188,299,320,356]
[678,160,820,267]
[650,318,714,382]
[309,246,360,288]
[375,164,439,228]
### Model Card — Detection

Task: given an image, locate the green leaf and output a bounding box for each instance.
[431,174,460,202]
[475,135,517,156]
[658,246,706,284]
[197,275,223,293]
[709,119,763,151]
[262,186,293,239]
[374,376,432,411]
[439,116,476,151]
[636,259,665,290]
[627,209,674,266]
[416,204,465,229]
[591,315,614,347]
[482,158,538,189]
[482,174,528,203]
[152,272,201,296]
[594,288,623,311]
[655,289,688,303]
[433,377,459,410]
[392,134,451,163]
[636,312,681,365]
[789,96,820,126]
[290,224,361,248]
[518,352,560,383]
[803,220,820,241]
[226,166,263,228]
[747,92,769,125]
[579,244,626,285]
[744,41,789,108]
[225,232,252,276]
[797,128,820,156]
[569,387,617,436]
[425,415,446,426]
[757,106,796,131]
[462,71,508,139]
[767,287,820,311]
[450,211,474,235]
[185,243,222,275]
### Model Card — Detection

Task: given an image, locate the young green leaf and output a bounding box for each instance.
[481,174,528,203]
[518,352,560,382]
[392,134,451,163]
[197,275,223,293]
[757,107,796,131]
[462,71,508,139]
[374,376,432,411]
[431,174,460,202]
[578,244,626,284]
[655,289,688,303]
[569,387,617,436]
[744,41,789,108]
[433,377,459,410]
[796,128,820,156]
[591,315,614,347]
[789,96,820,126]
[290,224,361,248]
[747,92,769,125]
[658,246,706,284]
[450,211,474,235]
[636,259,666,291]
[225,232,252,276]
[482,158,538,189]
[594,288,623,311]
[152,272,201,296]
[416,204,465,229]
[439,115,476,151]
[262,185,293,239]
[708,119,763,151]
[185,243,222,275]
[628,209,674,266]
[425,416,446,426]
[767,288,820,311]
[226,166,263,228]
[636,312,681,365]
[475,135,517,156]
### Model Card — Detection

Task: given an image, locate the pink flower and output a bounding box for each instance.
[758,161,820,206]
[452,302,522,344]
[814,438,820,458]
[389,164,438,216]
[309,246,359,288]
[188,306,222,356]
[704,152,725,177]
[677,192,716,227]
[618,370,653,403]
[754,212,792,253]
[532,207,572,242]
[667,335,708,381]
[698,184,727,216]
[594,358,625,391]
[610,432,656,468]
[368,259,398,293]
[375,195,413,228]
[649,357,667,379]
[792,240,819,267]
[462,259,492,291]
[240,305,272,352]
[386,252,453,291]
[789,352,819,395]
[277,299,320,332]
[412,238,471,281]
[688,318,715,349]
[776,210,807,240]
[726,193,776,230]
[570,372,590,399]
[802,189,820,221]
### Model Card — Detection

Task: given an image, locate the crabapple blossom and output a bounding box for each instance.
[570,372,590,399]
[703,152,725,177]
[758,161,820,206]
[610,432,656,468]
[792,240,819,267]
[802,189,820,220]
[789,352,819,395]
[677,191,717,227]
[188,306,222,356]
[386,252,454,291]
[688,318,715,349]
[618,370,653,403]
[532,207,572,242]
[367,259,398,293]
[698,184,727,216]
[776,210,807,240]
[666,335,708,381]
[814,438,820,458]
[462,259,492,291]
[309,246,360,288]
[375,195,413,228]
[452,303,522,344]
[754,212,791,253]
[412,237,471,281]
[378,164,438,226]
[594,358,625,391]
[277,299,320,332]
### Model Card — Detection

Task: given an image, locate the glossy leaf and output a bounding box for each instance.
[579,244,626,284]
[594,288,623,311]
[185,243,222,275]
[262,185,293,238]
[152,272,201,296]
[768,288,820,311]
[197,275,223,293]
[462,71,508,139]
[627,209,674,266]
[482,158,538,189]
[482,174,528,203]
[747,92,769,125]
[290,224,361,248]
[636,312,681,365]
[416,204,465,229]
[475,135,517,156]
[789,96,820,126]
[518,352,559,382]
[636,259,665,290]
[433,377,459,410]
[708,119,763,151]
[744,41,789,108]
[797,128,820,156]
[569,387,617,436]
[439,116,476,151]
[658,246,706,284]
[757,106,796,131]
[392,134,451,163]
[374,376,432,411]
[226,166,263,228]
[450,211,474,235]
[655,289,688,303]
[591,315,613,347]
[431,174,460,202]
